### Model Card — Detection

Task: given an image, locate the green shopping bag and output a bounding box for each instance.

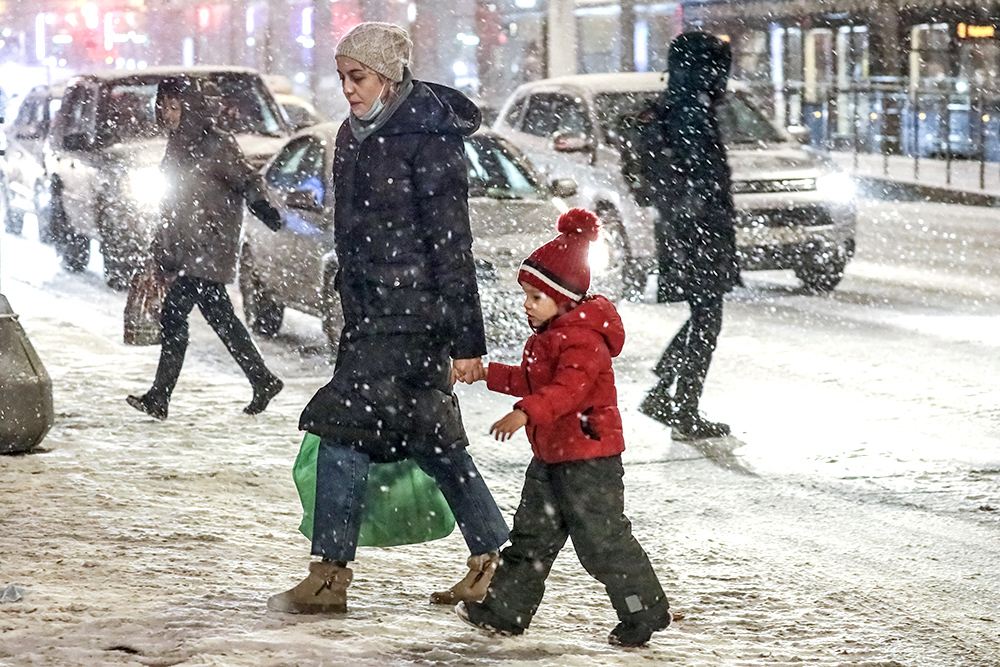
[293,432,456,547]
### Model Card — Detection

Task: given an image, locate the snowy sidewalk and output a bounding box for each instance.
[2,222,1000,666]
[831,150,1000,204]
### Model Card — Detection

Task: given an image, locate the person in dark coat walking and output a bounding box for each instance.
[266,22,509,615]
[635,31,739,441]
[127,78,284,421]
[455,209,670,647]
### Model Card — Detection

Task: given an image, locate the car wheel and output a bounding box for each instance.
[50,185,90,273]
[238,245,284,336]
[321,270,344,353]
[795,243,848,293]
[591,207,636,302]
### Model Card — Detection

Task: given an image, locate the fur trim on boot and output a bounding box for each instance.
[267,561,353,614]
[429,552,499,605]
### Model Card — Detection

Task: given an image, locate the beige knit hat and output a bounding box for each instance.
[335,22,412,83]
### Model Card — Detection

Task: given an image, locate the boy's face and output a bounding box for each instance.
[521,282,559,328]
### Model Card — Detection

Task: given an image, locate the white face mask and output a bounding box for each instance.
[358,83,387,121]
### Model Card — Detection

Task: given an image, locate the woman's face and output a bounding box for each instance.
[336,56,388,117]
[161,97,183,131]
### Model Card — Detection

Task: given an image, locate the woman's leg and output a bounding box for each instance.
[414,446,509,555]
[148,276,200,405]
[673,292,724,420]
[195,279,282,413]
[311,438,370,563]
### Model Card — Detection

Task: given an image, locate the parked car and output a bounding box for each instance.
[46,66,291,289]
[239,122,584,348]
[492,72,857,292]
[2,82,64,239]
[275,93,324,130]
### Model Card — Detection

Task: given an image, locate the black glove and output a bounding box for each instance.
[249,199,282,231]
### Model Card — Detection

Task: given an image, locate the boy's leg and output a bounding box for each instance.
[554,457,668,624]
[476,459,569,630]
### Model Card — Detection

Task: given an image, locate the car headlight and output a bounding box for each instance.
[589,235,610,274]
[816,172,855,202]
[127,166,168,209]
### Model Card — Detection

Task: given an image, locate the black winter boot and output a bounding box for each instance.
[127,393,168,421]
[671,415,730,441]
[456,600,526,637]
[245,376,283,415]
[638,381,676,427]
[609,599,671,647]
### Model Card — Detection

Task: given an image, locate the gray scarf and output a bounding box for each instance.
[348,68,414,142]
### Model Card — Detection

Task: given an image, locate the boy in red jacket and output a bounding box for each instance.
[455,208,670,647]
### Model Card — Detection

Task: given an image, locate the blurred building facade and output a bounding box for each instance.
[685,0,1000,158]
[0,1,685,114]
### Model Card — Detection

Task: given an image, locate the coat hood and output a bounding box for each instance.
[666,31,731,102]
[378,79,481,138]
[548,295,625,357]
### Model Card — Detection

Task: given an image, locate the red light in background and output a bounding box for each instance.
[198,7,211,30]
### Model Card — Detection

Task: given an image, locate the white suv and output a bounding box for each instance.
[492,72,857,292]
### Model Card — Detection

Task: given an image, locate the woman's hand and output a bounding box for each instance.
[452,358,486,385]
[490,409,528,441]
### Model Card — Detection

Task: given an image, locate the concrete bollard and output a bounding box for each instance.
[0,294,54,454]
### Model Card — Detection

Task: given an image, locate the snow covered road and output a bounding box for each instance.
[1,199,999,666]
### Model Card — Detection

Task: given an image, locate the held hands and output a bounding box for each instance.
[451,358,487,385]
[490,409,528,441]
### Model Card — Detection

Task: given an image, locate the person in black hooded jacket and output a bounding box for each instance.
[267,22,509,615]
[127,77,284,421]
[636,32,739,441]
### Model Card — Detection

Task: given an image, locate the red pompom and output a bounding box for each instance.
[557,208,601,243]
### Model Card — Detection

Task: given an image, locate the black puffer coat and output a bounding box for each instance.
[299,80,486,461]
[653,32,740,299]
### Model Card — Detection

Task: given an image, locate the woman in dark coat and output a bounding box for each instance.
[267,22,509,615]
[127,78,283,420]
[639,32,739,441]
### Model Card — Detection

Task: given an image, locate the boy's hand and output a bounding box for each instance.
[490,409,528,441]
[451,358,486,385]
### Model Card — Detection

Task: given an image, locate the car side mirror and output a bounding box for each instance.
[552,132,594,154]
[787,125,811,145]
[550,178,578,198]
[63,132,92,151]
[286,188,321,211]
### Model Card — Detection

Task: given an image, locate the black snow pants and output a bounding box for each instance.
[480,456,667,630]
[149,275,273,403]
[654,291,724,419]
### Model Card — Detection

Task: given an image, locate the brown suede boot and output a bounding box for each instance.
[267,561,353,614]
[429,552,499,605]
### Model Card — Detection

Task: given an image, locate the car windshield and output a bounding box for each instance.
[98,73,285,144]
[465,135,541,200]
[594,89,784,146]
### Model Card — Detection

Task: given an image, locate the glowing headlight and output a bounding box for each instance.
[127,166,168,209]
[816,172,855,202]
[589,235,610,274]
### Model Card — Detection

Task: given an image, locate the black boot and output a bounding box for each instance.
[127,393,168,420]
[245,376,283,415]
[638,381,676,427]
[671,415,730,441]
[609,599,671,647]
[456,600,526,637]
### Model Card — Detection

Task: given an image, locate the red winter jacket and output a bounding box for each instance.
[487,295,626,464]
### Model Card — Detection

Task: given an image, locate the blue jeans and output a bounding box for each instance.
[311,438,510,562]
